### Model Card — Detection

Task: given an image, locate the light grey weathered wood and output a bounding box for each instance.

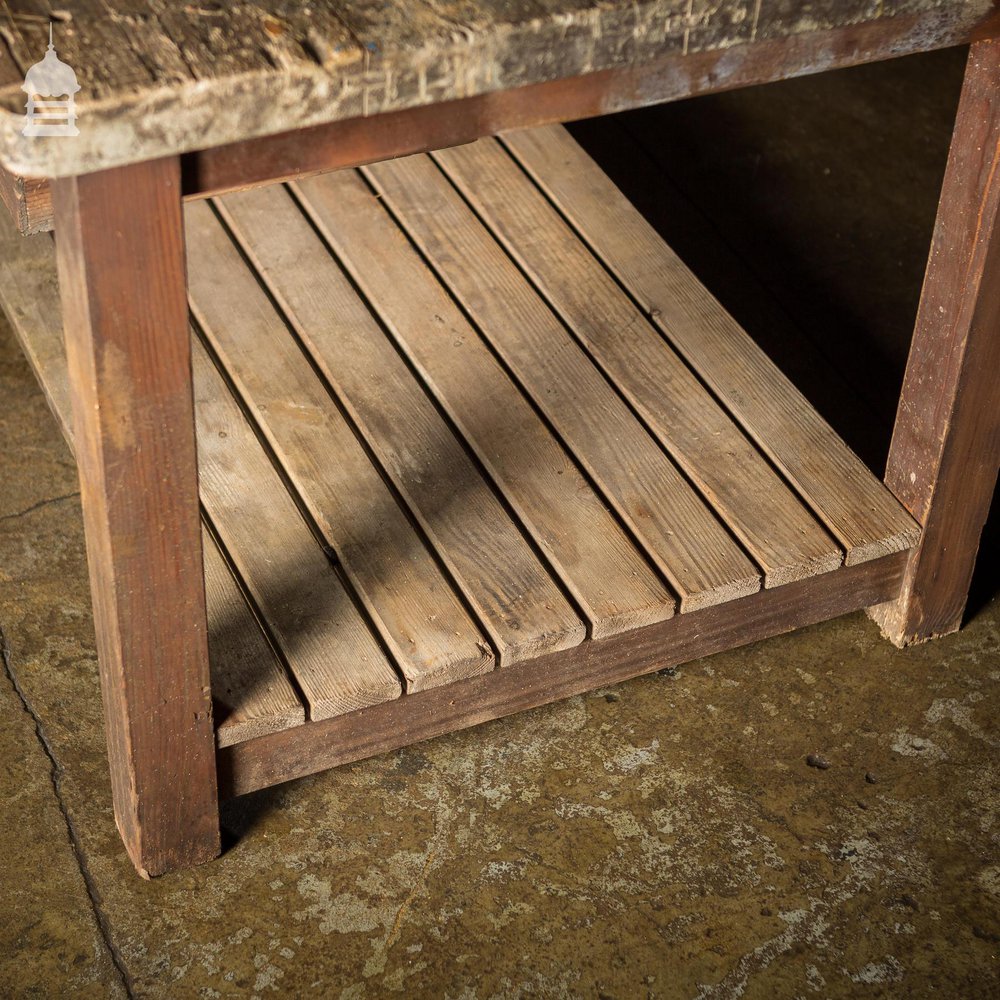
[0,1,991,178]
[435,137,842,586]
[187,199,493,692]
[364,151,761,611]
[215,183,586,665]
[294,169,678,638]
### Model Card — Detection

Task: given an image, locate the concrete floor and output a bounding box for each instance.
[2,48,998,999]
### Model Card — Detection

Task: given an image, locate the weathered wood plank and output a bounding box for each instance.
[294,169,678,638]
[203,526,306,749]
[51,157,218,877]
[215,184,585,664]
[871,39,1000,644]
[218,547,909,798]
[0,211,311,750]
[191,335,404,720]
[0,1,993,178]
[364,151,761,611]
[503,124,921,564]
[186,199,494,691]
[435,137,842,587]
[0,164,49,234]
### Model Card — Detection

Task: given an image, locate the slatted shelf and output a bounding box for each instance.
[0,126,919,768]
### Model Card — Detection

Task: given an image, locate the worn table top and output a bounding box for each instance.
[0,1,995,178]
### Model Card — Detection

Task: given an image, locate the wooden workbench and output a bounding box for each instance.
[0,1,997,877]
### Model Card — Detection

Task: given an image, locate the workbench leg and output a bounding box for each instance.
[870,40,1000,647]
[52,157,220,876]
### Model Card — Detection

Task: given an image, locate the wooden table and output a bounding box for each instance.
[0,1,997,877]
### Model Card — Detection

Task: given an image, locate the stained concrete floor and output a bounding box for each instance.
[2,47,999,1000]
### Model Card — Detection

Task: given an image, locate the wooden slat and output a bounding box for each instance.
[191,337,403,719]
[218,548,910,798]
[214,185,585,664]
[294,170,678,639]
[503,124,921,565]
[203,527,306,748]
[186,200,493,692]
[364,153,761,612]
[435,138,842,587]
[0,215,308,747]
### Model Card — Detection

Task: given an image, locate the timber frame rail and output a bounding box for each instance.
[0,1,998,876]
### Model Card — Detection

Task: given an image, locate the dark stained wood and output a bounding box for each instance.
[0,209,312,751]
[50,158,219,877]
[218,548,909,798]
[870,39,1000,645]
[1,0,988,883]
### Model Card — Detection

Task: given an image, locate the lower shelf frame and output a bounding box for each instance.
[218,549,907,798]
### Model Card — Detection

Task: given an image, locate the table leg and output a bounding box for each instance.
[52,157,219,876]
[870,40,1000,647]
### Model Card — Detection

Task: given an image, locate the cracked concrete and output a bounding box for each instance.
[0,492,80,525]
[0,620,133,997]
[1,46,998,999]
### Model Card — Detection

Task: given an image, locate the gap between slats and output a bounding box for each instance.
[209,187,587,664]
[290,172,679,639]
[499,125,921,563]
[359,156,763,611]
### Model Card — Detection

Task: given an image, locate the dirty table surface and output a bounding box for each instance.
[0,0,994,178]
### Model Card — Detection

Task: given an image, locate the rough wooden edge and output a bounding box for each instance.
[869,39,1000,646]
[0,10,995,182]
[0,163,52,235]
[218,549,907,798]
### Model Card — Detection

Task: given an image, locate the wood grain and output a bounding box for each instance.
[191,336,404,719]
[0,164,50,235]
[294,169,678,639]
[502,124,921,565]
[219,548,909,798]
[436,138,842,587]
[203,526,306,749]
[871,39,1000,645]
[0,209,311,751]
[51,157,219,877]
[186,200,493,692]
[0,2,994,179]
[364,151,761,611]
[215,184,585,665]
